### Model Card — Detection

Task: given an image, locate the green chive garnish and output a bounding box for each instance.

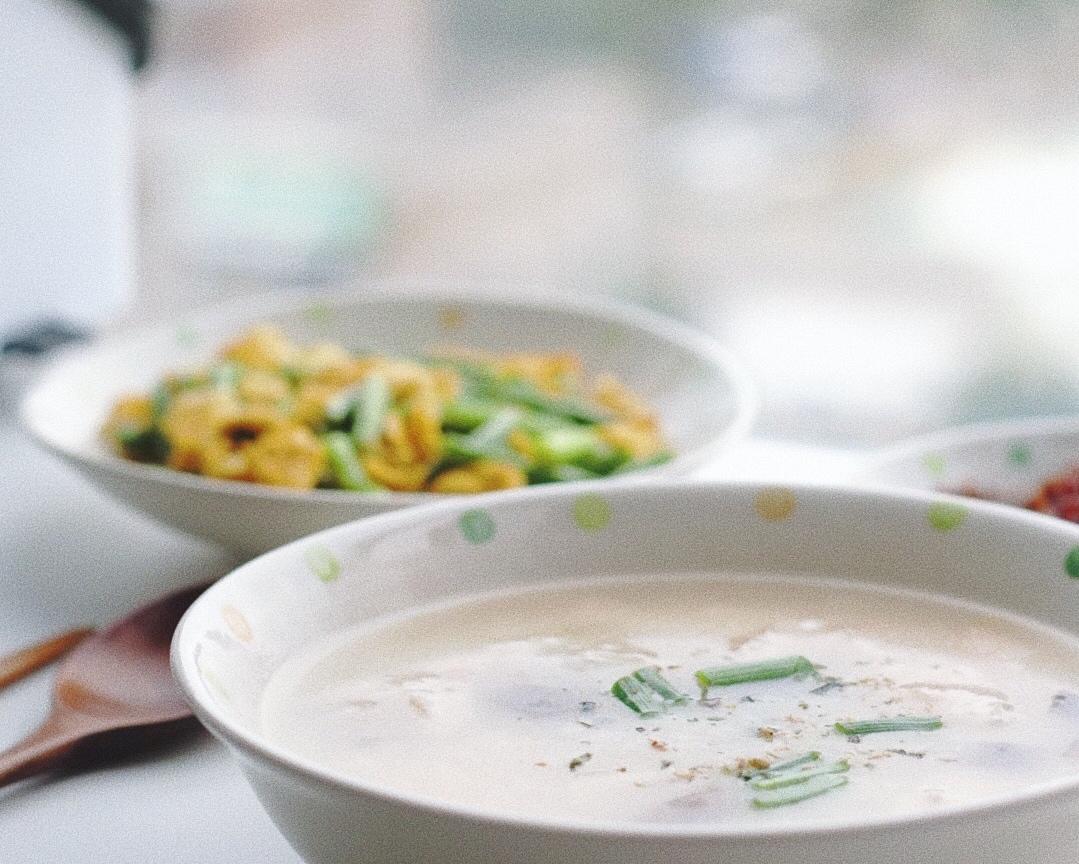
[150,384,172,420]
[752,773,848,808]
[611,667,688,715]
[441,408,525,466]
[526,464,599,484]
[441,433,517,464]
[117,427,170,463]
[281,364,306,387]
[441,396,503,432]
[324,391,355,428]
[490,378,608,425]
[633,667,688,704]
[323,432,377,491]
[611,675,665,715]
[750,760,849,790]
[210,361,242,390]
[695,656,817,690]
[531,426,625,474]
[468,408,521,450]
[743,751,821,779]
[834,716,943,736]
[610,450,674,475]
[433,359,608,424]
[351,374,391,447]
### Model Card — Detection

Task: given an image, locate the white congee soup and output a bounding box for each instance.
[260,575,1079,826]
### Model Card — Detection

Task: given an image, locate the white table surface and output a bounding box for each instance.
[0,415,859,862]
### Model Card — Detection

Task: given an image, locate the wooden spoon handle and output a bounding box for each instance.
[0,629,93,690]
[0,721,85,789]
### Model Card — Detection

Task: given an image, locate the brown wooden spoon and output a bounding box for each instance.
[0,583,207,789]
[0,628,93,691]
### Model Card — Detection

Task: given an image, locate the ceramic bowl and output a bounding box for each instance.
[860,416,1079,507]
[173,480,1079,864]
[20,289,755,554]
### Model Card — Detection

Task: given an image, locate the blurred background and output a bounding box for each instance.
[6,0,1079,447]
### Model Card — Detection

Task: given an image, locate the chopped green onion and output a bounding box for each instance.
[426,357,493,381]
[441,409,524,466]
[489,378,608,425]
[325,375,391,438]
[433,359,608,425]
[323,432,377,491]
[532,426,625,474]
[526,464,599,484]
[743,752,821,779]
[324,390,355,428]
[750,760,849,790]
[442,397,503,432]
[351,374,391,447]
[515,410,568,434]
[170,373,202,391]
[611,667,688,715]
[210,362,243,390]
[469,408,521,449]
[440,434,523,467]
[695,656,817,690]
[752,774,848,808]
[610,450,674,475]
[633,667,688,705]
[611,675,665,716]
[150,384,172,420]
[281,365,305,387]
[118,427,170,463]
[834,716,943,736]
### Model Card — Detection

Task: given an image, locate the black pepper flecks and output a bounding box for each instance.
[569,753,592,771]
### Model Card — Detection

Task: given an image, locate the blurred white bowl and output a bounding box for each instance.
[20,288,756,554]
[860,416,1079,506]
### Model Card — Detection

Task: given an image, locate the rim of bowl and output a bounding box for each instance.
[173,479,1079,841]
[861,414,1079,481]
[19,287,758,505]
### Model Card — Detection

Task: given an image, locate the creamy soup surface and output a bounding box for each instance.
[260,575,1079,826]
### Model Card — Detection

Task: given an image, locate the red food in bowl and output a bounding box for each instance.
[1026,468,1079,523]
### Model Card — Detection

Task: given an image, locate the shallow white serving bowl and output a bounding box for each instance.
[860,415,1079,506]
[173,480,1079,864]
[19,289,755,554]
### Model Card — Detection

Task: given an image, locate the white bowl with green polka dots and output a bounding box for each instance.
[861,416,1079,515]
[19,288,756,555]
[173,480,1079,864]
